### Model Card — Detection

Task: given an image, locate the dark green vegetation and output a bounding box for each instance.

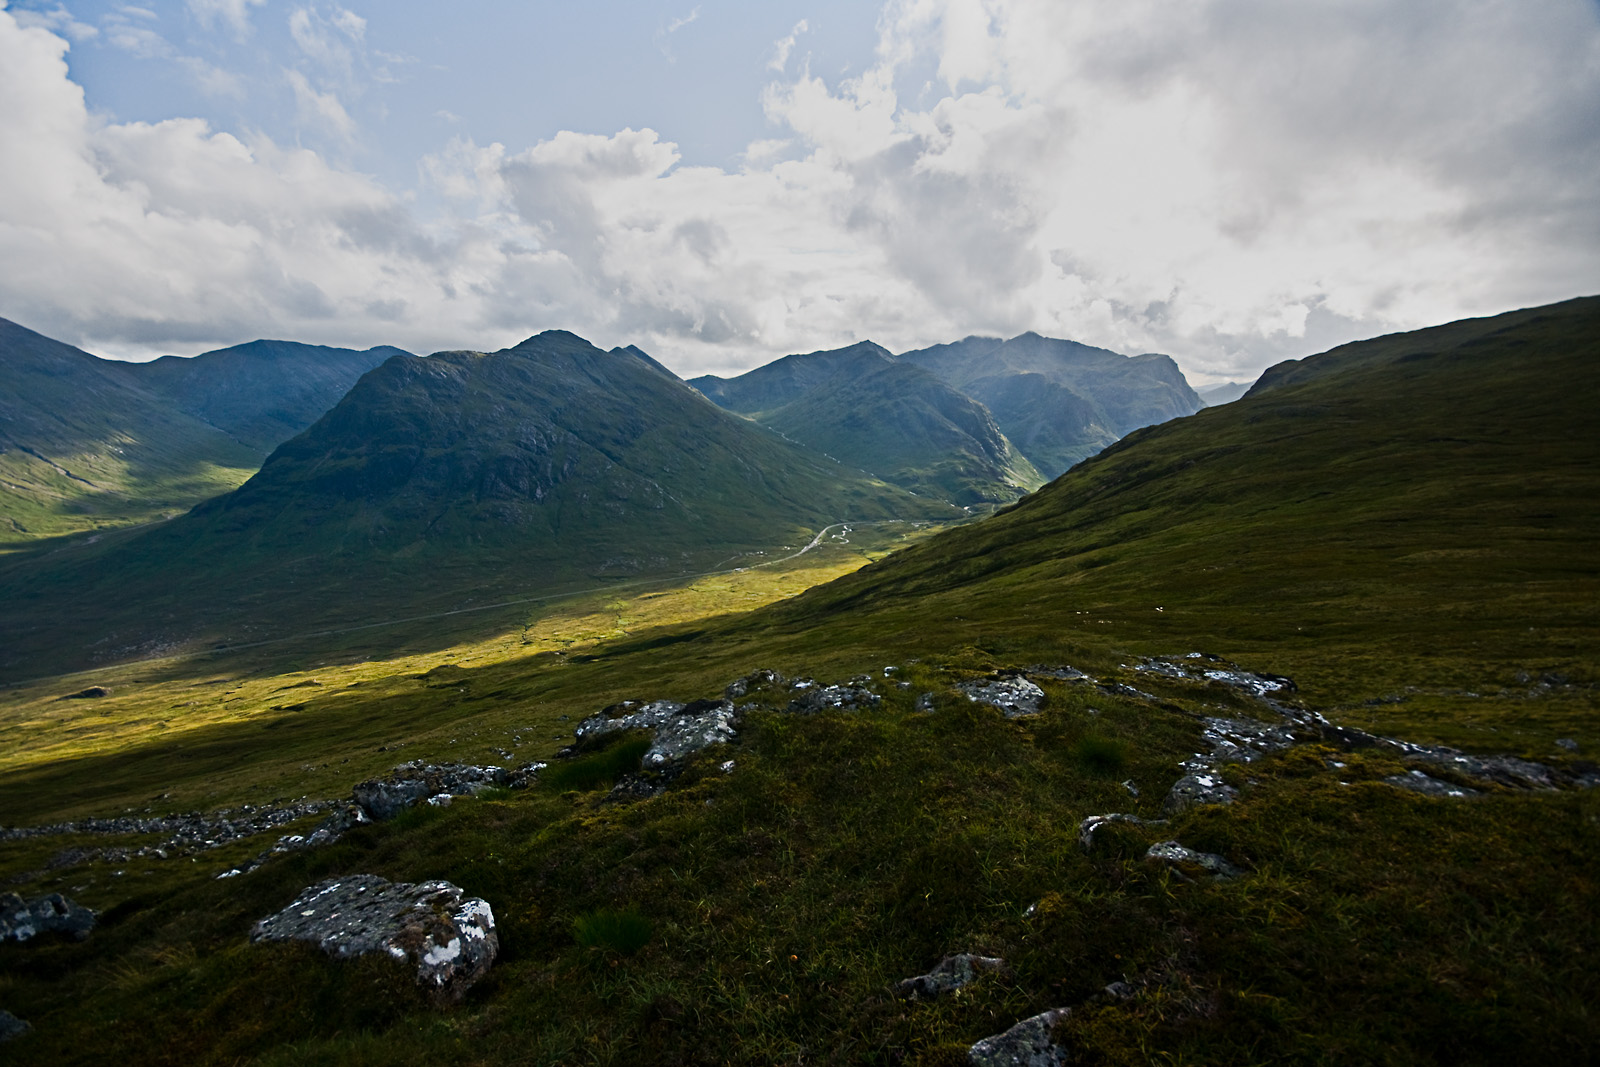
[121,339,411,452]
[0,330,952,681]
[899,332,1201,477]
[0,318,261,544]
[1,298,1596,1064]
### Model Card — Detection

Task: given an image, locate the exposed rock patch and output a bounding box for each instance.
[1383,770,1479,798]
[0,892,95,942]
[895,953,1004,1000]
[1078,813,1158,850]
[0,1010,29,1042]
[59,686,111,700]
[572,699,738,768]
[251,874,497,1001]
[352,762,513,821]
[786,679,880,714]
[959,675,1045,717]
[968,1007,1071,1066]
[1145,841,1243,881]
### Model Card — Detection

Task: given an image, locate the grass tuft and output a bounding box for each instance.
[571,907,653,956]
[542,735,652,792]
[1074,735,1129,775]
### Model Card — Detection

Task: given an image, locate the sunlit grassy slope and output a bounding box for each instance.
[1,299,1596,1065]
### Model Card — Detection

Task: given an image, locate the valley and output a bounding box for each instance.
[0,300,1595,1065]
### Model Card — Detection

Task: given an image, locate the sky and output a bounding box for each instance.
[1,1,1597,385]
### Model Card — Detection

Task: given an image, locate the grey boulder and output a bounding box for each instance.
[969,1007,1072,1066]
[251,874,497,1001]
[1145,841,1243,880]
[0,892,95,942]
[959,676,1045,717]
[895,953,1004,999]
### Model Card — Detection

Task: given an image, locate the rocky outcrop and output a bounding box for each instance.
[0,1010,29,1042]
[352,762,512,821]
[959,676,1045,717]
[786,679,881,714]
[572,699,738,769]
[1383,770,1479,798]
[895,953,1005,999]
[1145,841,1243,881]
[0,892,95,942]
[251,875,497,1001]
[968,1007,1072,1066]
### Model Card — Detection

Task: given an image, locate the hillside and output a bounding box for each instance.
[689,340,893,413]
[0,299,1595,1065]
[0,330,954,679]
[899,333,1202,478]
[117,339,411,452]
[0,318,261,545]
[759,359,1044,505]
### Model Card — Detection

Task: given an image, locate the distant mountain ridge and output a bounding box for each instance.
[693,331,1201,483]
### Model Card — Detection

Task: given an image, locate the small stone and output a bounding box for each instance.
[1556,738,1579,752]
[968,1007,1071,1067]
[894,953,1004,999]
[251,875,497,1001]
[915,692,937,713]
[1163,772,1239,814]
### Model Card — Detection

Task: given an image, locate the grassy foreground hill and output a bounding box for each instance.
[0,299,1595,1065]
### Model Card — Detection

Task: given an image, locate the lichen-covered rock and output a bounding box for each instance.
[968,1007,1071,1066]
[1163,771,1239,814]
[1145,841,1243,880]
[0,1010,29,1042]
[895,953,1004,999]
[251,875,497,1001]
[571,698,738,769]
[1383,770,1479,798]
[959,676,1045,717]
[786,682,880,714]
[0,892,95,942]
[1197,716,1297,763]
[724,669,785,700]
[351,762,509,821]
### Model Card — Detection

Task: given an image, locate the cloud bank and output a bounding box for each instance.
[1,0,1596,382]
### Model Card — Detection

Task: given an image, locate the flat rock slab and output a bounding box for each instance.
[0,892,95,942]
[959,676,1046,717]
[969,1007,1071,1066]
[252,874,497,1001]
[895,953,1004,999]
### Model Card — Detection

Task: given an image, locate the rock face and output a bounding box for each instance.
[968,1007,1072,1066]
[895,953,1005,1000]
[572,699,739,768]
[251,875,497,1001]
[959,676,1046,717]
[0,892,95,942]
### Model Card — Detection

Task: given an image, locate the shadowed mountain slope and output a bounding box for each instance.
[689,340,894,413]
[0,330,954,679]
[759,359,1044,505]
[0,317,261,544]
[118,339,412,452]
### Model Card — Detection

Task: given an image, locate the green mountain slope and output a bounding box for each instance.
[900,332,1202,477]
[689,340,893,412]
[0,318,261,545]
[771,296,1600,708]
[118,339,411,452]
[759,359,1044,505]
[0,330,954,679]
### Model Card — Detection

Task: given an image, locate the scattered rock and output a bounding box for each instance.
[0,892,95,942]
[0,1010,29,1042]
[1145,841,1243,881]
[572,699,739,768]
[787,683,879,714]
[251,874,497,1001]
[894,953,1004,999]
[1556,738,1579,752]
[1078,813,1154,850]
[915,692,937,713]
[968,1007,1072,1066]
[959,676,1045,717]
[1163,772,1239,815]
[59,686,111,700]
[724,669,785,700]
[1120,779,1140,797]
[1383,770,1480,799]
[351,762,510,821]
